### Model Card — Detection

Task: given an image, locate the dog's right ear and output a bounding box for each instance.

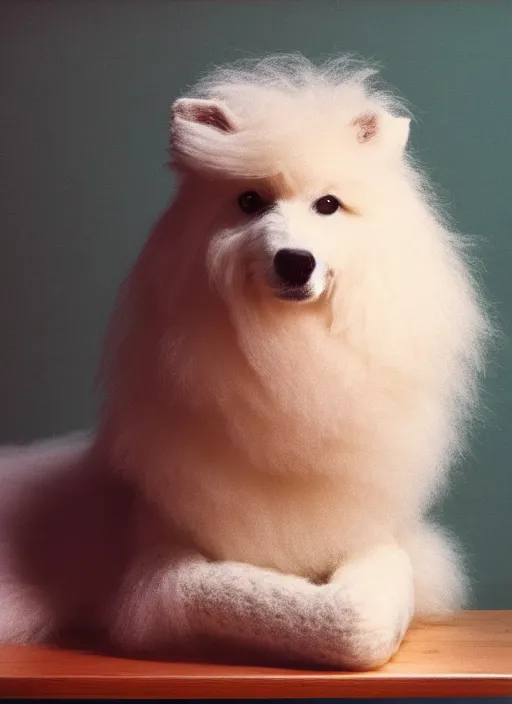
[169,98,240,171]
[169,98,274,177]
[169,98,240,170]
[171,98,238,134]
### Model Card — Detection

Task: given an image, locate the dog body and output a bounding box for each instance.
[0,56,489,669]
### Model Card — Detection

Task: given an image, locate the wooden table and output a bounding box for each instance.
[0,611,511,699]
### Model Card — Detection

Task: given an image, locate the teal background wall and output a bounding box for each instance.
[0,0,511,615]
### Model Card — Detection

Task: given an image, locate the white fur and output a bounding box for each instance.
[0,55,490,669]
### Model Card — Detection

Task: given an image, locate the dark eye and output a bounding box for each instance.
[238,191,266,215]
[314,195,342,215]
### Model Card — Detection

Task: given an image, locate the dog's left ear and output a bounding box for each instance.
[351,112,410,155]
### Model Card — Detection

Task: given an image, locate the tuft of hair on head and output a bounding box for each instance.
[168,53,412,179]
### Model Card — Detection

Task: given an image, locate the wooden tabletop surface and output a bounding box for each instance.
[0,610,511,699]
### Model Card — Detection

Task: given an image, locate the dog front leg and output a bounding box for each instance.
[326,543,415,669]
[109,553,343,665]
[110,546,413,670]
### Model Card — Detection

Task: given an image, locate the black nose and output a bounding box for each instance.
[273,248,316,287]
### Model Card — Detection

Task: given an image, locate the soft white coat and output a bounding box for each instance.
[0,55,490,669]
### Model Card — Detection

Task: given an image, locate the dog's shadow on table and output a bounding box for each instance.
[54,628,328,671]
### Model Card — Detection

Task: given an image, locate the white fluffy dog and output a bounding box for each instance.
[0,55,490,670]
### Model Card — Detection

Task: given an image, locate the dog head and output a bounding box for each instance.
[169,56,411,310]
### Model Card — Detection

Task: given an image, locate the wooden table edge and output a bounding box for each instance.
[1,672,512,699]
